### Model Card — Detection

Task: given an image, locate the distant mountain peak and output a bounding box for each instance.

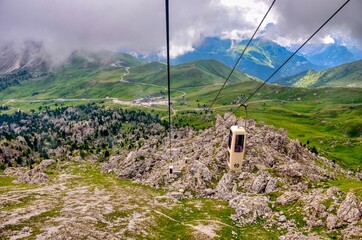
[169,36,319,80]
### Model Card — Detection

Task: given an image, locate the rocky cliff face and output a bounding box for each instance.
[101,113,362,239]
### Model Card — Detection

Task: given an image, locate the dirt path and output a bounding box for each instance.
[119,67,130,82]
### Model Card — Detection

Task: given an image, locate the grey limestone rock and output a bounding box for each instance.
[337,192,362,223]
[326,214,341,230]
[229,194,271,224]
[341,224,362,240]
[326,187,341,197]
[251,172,270,193]
[276,191,302,205]
[265,177,278,193]
[15,159,54,184]
[278,215,287,222]
[251,172,278,193]
[279,233,320,240]
[215,173,236,200]
[16,168,49,184]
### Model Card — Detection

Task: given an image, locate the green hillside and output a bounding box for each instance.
[125,59,256,88]
[0,58,255,100]
[0,55,361,170]
[275,60,362,88]
[233,38,319,80]
[0,52,147,100]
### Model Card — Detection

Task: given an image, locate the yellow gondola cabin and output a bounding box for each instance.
[227,125,247,170]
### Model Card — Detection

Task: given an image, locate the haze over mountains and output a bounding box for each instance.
[274,60,362,88]
[1,37,361,91]
[290,41,362,68]
[169,36,362,83]
[170,37,319,80]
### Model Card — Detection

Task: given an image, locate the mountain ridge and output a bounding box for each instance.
[170,37,321,80]
[274,59,362,88]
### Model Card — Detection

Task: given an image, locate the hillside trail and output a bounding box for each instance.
[119,67,130,82]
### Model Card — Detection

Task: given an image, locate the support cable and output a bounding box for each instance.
[165,0,172,160]
[205,0,277,113]
[222,0,351,124]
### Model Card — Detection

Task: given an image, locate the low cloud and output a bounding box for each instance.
[0,0,360,62]
[264,0,362,46]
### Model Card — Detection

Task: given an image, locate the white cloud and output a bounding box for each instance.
[321,35,335,44]
[264,0,361,47]
[0,0,360,61]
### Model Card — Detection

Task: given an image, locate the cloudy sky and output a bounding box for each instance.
[0,0,360,59]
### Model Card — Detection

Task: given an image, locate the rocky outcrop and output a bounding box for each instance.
[337,192,362,223]
[215,173,237,200]
[229,194,271,224]
[341,224,362,240]
[15,159,54,184]
[17,170,49,184]
[115,114,334,194]
[326,214,341,230]
[99,113,354,238]
[4,167,27,177]
[276,191,302,205]
[251,171,278,193]
[279,232,320,240]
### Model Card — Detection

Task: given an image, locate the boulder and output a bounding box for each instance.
[229,194,271,224]
[251,172,278,194]
[341,225,362,240]
[215,173,236,200]
[278,215,287,222]
[286,140,305,161]
[265,177,278,193]
[326,214,341,230]
[276,191,302,205]
[17,169,50,184]
[203,188,215,196]
[326,187,340,197]
[167,191,183,200]
[37,159,55,170]
[251,172,269,193]
[356,172,362,181]
[337,193,361,223]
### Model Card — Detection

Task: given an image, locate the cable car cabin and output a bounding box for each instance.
[227,125,247,170]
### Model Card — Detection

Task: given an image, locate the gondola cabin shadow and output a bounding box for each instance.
[227,125,247,170]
